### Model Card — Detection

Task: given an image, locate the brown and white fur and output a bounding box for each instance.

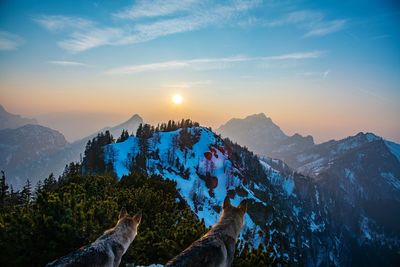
[166,197,247,267]
[46,208,141,267]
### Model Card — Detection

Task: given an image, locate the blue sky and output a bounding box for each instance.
[0,0,399,142]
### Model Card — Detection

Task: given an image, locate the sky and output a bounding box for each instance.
[0,0,399,143]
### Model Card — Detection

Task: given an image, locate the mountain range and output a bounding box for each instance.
[0,105,143,189]
[217,113,400,265]
[100,123,399,266]
[0,106,399,265]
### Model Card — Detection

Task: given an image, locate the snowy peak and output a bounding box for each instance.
[102,124,341,264]
[94,123,400,265]
[106,126,270,247]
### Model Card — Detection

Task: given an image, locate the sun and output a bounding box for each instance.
[172,94,183,105]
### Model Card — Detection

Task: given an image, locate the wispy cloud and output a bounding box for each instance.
[297,69,330,79]
[58,27,124,52]
[163,80,212,88]
[34,0,261,52]
[34,15,94,31]
[48,60,88,66]
[305,19,347,37]
[106,51,324,75]
[370,34,390,40]
[266,10,324,27]
[266,10,347,37]
[114,0,200,19]
[0,31,24,51]
[34,3,344,52]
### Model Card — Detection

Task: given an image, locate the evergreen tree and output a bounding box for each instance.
[21,179,32,204]
[81,131,115,174]
[117,129,130,143]
[0,170,9,207]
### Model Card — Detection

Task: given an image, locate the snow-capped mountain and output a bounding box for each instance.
[217,114,400,265]
[284,132,400,261]
[217,113,314,158]
[0,104,37,130]
[103,125,370,265]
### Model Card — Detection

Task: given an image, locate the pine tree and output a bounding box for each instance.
[21,179,32,204]
[117,129,129,143]
[0,170,9,207]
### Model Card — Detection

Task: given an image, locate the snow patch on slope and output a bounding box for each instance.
[385,140,400,163]
[381,172,400,190]
[106,127,265,242]
[259,158,295,196]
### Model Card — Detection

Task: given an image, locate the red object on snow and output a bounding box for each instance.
[209,146,217,155]
[204,151,213,160]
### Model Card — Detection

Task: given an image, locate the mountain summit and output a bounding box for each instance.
[0,104,37,130]
[217,113,314,157]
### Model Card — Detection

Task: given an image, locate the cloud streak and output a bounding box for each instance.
[48,60,88,66]
[0,31,24,51]
[34,3,346,52]
[163,80,212,88]
[266,10,347,37]
[105,51,324,75]
[114,0,200,19]
[35,0,261,52]
[305,19,347,37]
[34,15,94,31]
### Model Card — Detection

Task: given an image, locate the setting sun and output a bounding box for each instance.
[172,94,183,105]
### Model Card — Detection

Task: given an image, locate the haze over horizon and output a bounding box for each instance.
[1,0,399,143]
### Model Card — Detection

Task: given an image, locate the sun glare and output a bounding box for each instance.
[172,94,183,105]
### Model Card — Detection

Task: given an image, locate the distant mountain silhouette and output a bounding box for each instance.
[0,104,37,130]
[217,113,314,157]
[36,111,130,142]
[0,113,143,189]
[0,124,67,188]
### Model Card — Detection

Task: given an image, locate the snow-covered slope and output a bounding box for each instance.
[105,126,343,265]
[108,128,264,243]
[385,140,400,163]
